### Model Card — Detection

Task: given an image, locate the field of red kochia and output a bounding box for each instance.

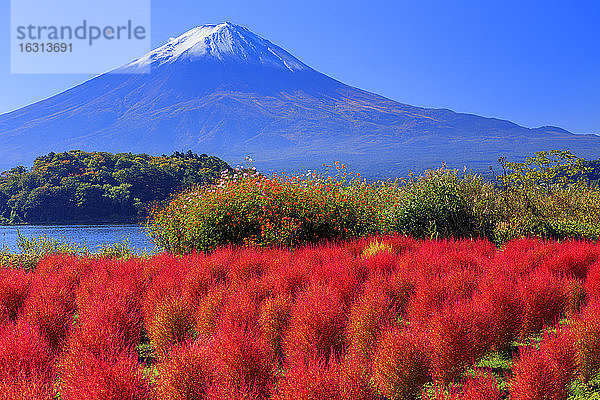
[1,236,600,399]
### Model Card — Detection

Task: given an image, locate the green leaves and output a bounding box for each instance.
[0,150,230,224]
[498,150,590,190]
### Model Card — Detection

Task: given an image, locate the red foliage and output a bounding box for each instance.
[148,295,196,353]
[23,275,76,350]
[426,301,479,384]
[573,301,600,382]
[510,329,576,400]
[59,258,151,400]
[274,355,341,400]
[0,237,596,398]
[346,274,398,360]
[219,281,265,329]
[585,261,600,302]
[471,276,522,351]
[226,248,268,283]
[155,339,213,400]
[75,259,146,351]
[336,353,378,400]
[0,320,55,397]
[209,322,274,398]
[510,346,557,400]
[541,240,598,279]
[258,294,293,363]
[517,269,567,338]
[0,267,31,323]
[283,283,346,365]
[275,352,377,400]
[60,347,151,400]
[460,370,503,400]
[562,278,587,316]
[372,326,431,400]
[194,283,227,337]
[142,262,196,353]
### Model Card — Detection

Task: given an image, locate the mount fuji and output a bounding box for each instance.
[1,22,598,176]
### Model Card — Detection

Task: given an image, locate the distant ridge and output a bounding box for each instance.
[0,22,598,177]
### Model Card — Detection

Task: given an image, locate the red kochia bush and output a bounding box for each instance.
[209,322,274,398]
[275,353,377,400]
[155,339,214,400]
[510,329,576,400]
[372,326,431,400]
[143,263,196,354]
[275,355,341,400]
[0,267,31,323]
[586,261,600,301]
[406,268,476,328]
[194,284,227,338]
[60,312,151,400]
[460,370,503,400]
[346,274,398,360]
[21,254,88,351]
[148,295,196,353]
[510,346,557,400]
[426,301,479,384]
[0,320,55,398]
[60,348,151,400]
[258,294,293,363]
[541,241,598,279]
[336,354,378,400]
[517,269,567,338]
[471,276,522,351]
[283,283,346,365]
[23,275,76,351]
[219,281,265,329]
[573,301,600,382]
[75,259,146,351]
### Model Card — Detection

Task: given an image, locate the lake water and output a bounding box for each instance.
[0,224,156,253]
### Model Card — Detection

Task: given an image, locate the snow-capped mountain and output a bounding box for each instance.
[122,23,309,72]
[0,22,598,176]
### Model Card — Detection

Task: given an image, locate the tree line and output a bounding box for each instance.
[0,150,231,224]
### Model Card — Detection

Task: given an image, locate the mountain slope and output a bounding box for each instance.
[0,22,598,177]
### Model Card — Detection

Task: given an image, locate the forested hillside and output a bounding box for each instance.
[0,150,231,224]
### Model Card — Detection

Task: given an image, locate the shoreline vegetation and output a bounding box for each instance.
[0,150,598,267]
[0,150,231,226]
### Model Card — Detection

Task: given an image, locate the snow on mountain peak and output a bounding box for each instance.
[123,22,310,72]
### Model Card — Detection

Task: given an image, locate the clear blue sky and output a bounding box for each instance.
[1,0,599,133]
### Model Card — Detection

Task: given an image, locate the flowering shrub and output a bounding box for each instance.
[147,163,397,253]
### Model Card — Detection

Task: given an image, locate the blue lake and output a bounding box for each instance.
[0,224,156,253]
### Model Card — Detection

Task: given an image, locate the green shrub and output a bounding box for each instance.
[0,233,148,271]
[494,151,600,243]
[390,169,494,240]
